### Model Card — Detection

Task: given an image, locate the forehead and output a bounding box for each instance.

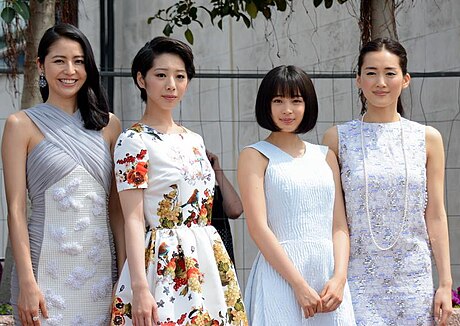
[362,49,401,68]
[152,53,185,69]
[47,38,84,56]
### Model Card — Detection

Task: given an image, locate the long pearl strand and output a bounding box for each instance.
[360,113,409,251]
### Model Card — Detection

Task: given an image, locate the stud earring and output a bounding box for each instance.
[39,73,47,88]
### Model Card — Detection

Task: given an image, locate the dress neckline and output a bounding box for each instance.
[261,140,308,159]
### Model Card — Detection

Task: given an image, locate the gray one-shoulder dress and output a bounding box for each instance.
[10,104,115,326]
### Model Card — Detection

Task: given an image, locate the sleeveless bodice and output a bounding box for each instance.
[338,118,434,325]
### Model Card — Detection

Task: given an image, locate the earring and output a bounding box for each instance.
[39,73,47,88]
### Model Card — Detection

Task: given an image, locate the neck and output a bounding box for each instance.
[362,108,400,123]
[46,97,78,114]
[141,105,178,132]
[266,132,302,148]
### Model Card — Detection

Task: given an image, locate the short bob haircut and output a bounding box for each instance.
[131,36,195,102]
[37,23,109,130]
[255,65,318,134]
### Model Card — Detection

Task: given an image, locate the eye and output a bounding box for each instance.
[272,98,282,103]
[53,59,64,64]
[156,73,166,78]
[365,71,376,76]
[292,97,304,103]
[177,74,186,79]
[386,71,397,76]
[75,59,85,65]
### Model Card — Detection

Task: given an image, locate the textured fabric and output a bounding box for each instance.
[11,104,115,325]
[338,118,434,326]
[111,123,247,326]
[211,186,236,264]
[244,141,355,325]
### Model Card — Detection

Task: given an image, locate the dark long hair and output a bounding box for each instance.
[37,23,109,130]
[357,37,408,116]
[131,36,195,103]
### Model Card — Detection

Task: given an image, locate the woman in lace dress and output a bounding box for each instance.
[238,65,355,325]
[110,37,247,326]
[323,38,452,326]
[2,24,124,325]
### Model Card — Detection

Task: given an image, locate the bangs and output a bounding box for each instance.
[272,73,305,99]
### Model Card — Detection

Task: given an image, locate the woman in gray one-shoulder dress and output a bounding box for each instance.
[2,24,124,326]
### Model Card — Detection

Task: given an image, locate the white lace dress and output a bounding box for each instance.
[338,118,434,326]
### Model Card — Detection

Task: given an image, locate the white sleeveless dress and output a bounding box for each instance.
[338,118,434,325]
[244,141,356,325]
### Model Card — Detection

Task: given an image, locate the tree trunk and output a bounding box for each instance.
[371,0,397,40]
[360,0,397,47]
[20,0,55,110]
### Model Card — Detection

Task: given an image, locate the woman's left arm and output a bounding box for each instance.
[105,113,126,273]
[320,149,350,313]
[425,126,452,326]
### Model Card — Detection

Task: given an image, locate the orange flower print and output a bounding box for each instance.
[126,161,148,186]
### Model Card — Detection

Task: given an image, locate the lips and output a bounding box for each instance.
[280,118,294,124]
[373,91,389,96]
[163,95,177,100]
[59,79,77,85]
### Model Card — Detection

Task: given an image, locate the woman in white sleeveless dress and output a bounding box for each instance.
[238,65,355,325]
[323,38,452,326]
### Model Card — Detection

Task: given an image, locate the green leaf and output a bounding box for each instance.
[275,0,287,11]
[1,7,16,24]
[12,0,29,21]
[313,0,323,7]
[246,1,258,19]
[147,16,154,24]
[162,23,173,36]
[325,0,333,8]
[184,28,194,44]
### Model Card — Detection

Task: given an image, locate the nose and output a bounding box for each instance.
[166,76,176,91]
[376,74,386,87]
[282,103,294,114]
[64,62,76,74]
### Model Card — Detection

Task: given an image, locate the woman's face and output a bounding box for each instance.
[356,49,410,112]
[137,53,188,111]
[39,37,87,108]
[270,94,305,133]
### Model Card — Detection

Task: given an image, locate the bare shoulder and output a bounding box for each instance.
[325,148,339,171]
[4,111,35,138]
[322,125,339,155]
[103,113,122,146]
[425,125,444,155]
[238,146,268,170]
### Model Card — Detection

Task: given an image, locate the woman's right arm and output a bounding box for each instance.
[2,113,48,325]
[118,189,159,326]
[237,147,322,318]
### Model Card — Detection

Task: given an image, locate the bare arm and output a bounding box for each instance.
[207,151,243,218]
[320,149,350,312]
[2,113,48,325]
[321,126,339,157]
[118,189,159,326]
[425,126,452,326]
[104,114,126,273]
[238,147,322,318]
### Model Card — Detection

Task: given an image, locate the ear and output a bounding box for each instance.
[36,58,43,74]
[136,71,145,89]
[402,73,411,89]
[355,74,361,89]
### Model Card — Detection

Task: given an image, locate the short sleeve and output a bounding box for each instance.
[114,129,149,192]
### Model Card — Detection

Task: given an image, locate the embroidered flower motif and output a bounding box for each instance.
[87,245,102,264]
[65,266,96,289]
[45,290,66,309]
[49,226,67,243]
[46,314,64,326]
[86,192,106,216]
[45,261,59,279]
[59,242,84,255]
[91,276,112,302]
[93,228,108,244]
[53,178,82,212]
[74,217,91,231]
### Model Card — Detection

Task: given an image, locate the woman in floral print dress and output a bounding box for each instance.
[111,37,247,326]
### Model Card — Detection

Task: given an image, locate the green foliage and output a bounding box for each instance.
[148,0,348,44]
[0,303,13,315]
[1,0,30,23]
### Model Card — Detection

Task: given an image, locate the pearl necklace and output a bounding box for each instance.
[360,113,409,251]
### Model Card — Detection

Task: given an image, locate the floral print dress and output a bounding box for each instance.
[111,123,247,326]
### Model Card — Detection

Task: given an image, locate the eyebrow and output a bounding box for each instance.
[364,66,398,70]
[153,67,186,72]
[50,55,84,59]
